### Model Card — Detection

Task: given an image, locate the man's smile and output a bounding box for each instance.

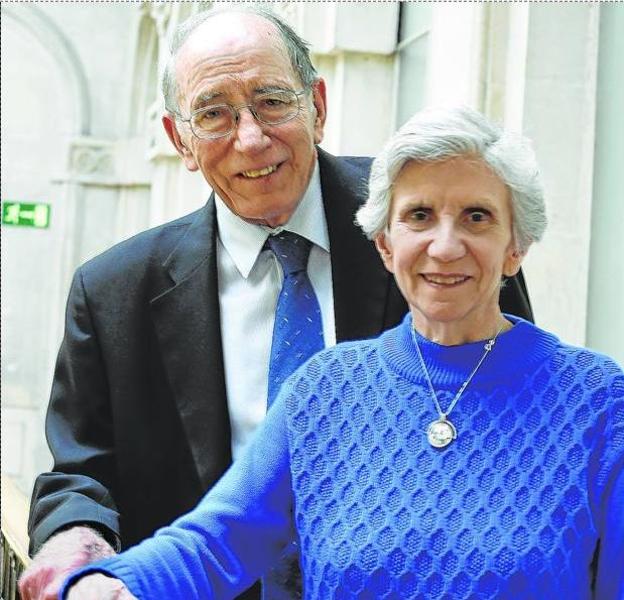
[239,163,281,179]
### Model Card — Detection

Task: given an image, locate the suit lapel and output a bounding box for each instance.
[319,149,395,342]
[149,200,232,490]
[147,152,400,490]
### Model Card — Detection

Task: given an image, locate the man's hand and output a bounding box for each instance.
[19,525,116,600]
[65,573,138,600]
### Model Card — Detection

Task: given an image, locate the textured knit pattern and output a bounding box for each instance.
[61,315,624,600]
[284,314,624,599]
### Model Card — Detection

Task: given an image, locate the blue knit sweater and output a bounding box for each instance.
[62,314,624,599]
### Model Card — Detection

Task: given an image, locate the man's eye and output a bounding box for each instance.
[257,94,292,108]
[264,97,287,106]
[199,107,227,120]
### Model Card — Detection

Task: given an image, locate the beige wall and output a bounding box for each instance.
[2,2,622,498]
[586,4,624,365]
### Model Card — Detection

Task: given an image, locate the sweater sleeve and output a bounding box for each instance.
[60,395,294,600]
[594,466,624,599]
[592,367,624,599]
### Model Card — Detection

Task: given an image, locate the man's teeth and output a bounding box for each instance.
[241,165,277,178]
[425,275,468,285]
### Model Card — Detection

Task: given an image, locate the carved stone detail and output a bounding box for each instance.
[69,140,115,178]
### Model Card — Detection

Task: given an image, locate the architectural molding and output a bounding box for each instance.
[51,138,151,188]
[70,139,115,179]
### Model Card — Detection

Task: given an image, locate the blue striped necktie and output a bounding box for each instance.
[266,231,325,406]
[263,231,324,599]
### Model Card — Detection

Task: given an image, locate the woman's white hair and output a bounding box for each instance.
[355,106,547,253]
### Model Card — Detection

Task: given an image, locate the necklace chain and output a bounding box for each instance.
[411,324,504,420]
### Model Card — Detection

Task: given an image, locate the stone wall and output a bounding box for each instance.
[2,1,622,498]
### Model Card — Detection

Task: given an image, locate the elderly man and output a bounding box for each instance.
[19,6,533,600]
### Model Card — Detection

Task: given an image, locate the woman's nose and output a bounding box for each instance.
[426,224,466,262]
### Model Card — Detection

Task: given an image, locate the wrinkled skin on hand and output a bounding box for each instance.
[65,573,138,600]
[19,525,116,600]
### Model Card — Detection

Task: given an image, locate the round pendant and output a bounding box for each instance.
[427,417,457,448]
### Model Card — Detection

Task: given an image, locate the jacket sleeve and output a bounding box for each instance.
[60,396,294,600]
[28,268,121,554]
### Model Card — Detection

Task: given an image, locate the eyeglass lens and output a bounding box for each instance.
[191,90,300,138]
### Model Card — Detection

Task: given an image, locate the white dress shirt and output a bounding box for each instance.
[216,162,336,459]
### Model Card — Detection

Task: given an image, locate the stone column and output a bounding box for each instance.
[517,4,600,345]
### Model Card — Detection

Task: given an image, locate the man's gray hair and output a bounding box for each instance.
[356,106,547,253]
[162,5,318,114]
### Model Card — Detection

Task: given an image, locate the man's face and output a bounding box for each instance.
[163,14,327,228]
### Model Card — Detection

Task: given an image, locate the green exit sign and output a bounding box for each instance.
[2,202,51,228]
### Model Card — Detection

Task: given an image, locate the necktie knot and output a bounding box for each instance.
[267,231,311,276]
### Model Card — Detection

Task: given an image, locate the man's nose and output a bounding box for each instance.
[233,109,271,154]
[426,223,466,262]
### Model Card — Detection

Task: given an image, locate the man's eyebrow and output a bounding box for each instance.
[255,85,293,95]
[191,86,295,110]
[192,92,225,110]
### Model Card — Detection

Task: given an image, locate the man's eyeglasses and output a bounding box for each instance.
[174,89,308,140]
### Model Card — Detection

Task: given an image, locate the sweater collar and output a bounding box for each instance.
[381,313,560,388]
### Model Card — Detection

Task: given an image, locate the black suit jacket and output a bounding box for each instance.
[28,149,532,573]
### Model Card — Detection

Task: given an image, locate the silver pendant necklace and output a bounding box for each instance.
[411,324,504,449]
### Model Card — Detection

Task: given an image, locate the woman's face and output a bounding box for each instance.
[375,156,524,342]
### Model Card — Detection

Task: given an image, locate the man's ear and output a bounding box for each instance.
[311,78,327,145]
[374,232,394,273]
[162,114,199,172]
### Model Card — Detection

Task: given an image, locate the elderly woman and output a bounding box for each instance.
[62,107,623,599]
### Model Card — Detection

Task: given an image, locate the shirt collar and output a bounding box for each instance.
[215,161,328,278]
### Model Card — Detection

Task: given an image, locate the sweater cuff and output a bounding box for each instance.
[59,558,140,599]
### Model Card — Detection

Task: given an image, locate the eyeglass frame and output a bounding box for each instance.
[169,88,309,140]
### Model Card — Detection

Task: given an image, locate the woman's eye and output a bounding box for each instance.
[468,210,490,223]
[410,209,430,221]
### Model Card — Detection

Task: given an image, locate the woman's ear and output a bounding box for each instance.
[503,247,525,277]
[374,232,394,273]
